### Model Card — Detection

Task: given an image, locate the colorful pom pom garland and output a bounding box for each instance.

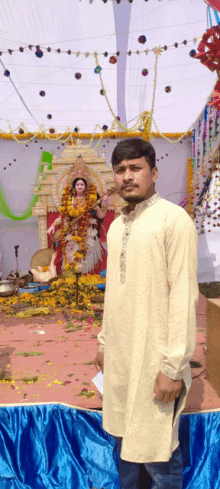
[94,66,102,74]
[109,56,117,64]
[138,35,147,44]
[35,48,43,58]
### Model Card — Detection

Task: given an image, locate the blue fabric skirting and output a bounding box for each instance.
[0,404,219,489]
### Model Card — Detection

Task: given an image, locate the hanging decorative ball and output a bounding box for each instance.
[19,47,24,52]
[116,116,120,121]
[49,128,55,134]
[204,1,220,12]
[39,90,45,96]
[74,127,79,133]
[75,73,82,80]
[174,43,178,48]
[47,114,52,119]
[100,89,105,95]
[56,49,61,53]
[104,51,108,57]
[109,56,117,64]
[4,70,10,77]
[189,49,197,58]
[35,48,43,58]
[19,128,24,134]
[183,40,187,45]
[165,86,172,93]
[94,65,102,74]
[102,125,108,131]
[67,50,71,55]
[138,35,147,44]
[47,47,51,52]
[163,45,168,51]
[142,69,148,76]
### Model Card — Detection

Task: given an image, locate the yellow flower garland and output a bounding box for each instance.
[60,184,98,268]
[187,158,193,218]
[0,131,190,140]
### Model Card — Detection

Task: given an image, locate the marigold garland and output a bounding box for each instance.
[59,183,98,268]
[0,131,189,140]
[187,158,194,218]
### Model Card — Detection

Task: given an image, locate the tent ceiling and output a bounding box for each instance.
[0,0,216,134]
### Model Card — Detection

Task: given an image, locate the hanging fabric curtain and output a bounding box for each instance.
[0,151,52,220]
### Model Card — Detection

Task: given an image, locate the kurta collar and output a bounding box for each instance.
[120,191,161,222]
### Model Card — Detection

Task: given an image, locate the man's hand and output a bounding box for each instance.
[153,371,183,403]
[93,351,104,373]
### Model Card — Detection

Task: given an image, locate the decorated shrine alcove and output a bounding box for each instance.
[32,140,124,251]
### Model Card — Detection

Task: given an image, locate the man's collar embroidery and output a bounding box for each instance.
[120,192,161,221]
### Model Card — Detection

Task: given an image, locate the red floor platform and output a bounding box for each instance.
[0,291,219,413]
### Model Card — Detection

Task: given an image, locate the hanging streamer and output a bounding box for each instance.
[0,151,52,220]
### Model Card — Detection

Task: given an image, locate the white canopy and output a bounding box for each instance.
[0,0,216,134]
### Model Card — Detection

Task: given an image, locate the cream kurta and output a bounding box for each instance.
[97,192,199,464]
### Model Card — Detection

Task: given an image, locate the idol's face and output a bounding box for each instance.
[113,156,158,209]
[75,180,86,194]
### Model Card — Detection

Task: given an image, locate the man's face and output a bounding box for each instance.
[113,156,158,208]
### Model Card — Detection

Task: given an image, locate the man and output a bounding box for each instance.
[93,138,199,488]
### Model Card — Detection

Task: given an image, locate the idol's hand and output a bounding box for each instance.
[153,371,183,403]
[102,194,108,206]
[47,225,55,235]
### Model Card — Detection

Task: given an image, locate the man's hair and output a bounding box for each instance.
[111,138,156,170]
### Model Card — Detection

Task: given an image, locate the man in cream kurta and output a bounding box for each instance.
[97,191,199,464]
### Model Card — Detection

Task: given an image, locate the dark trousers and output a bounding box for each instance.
[113,397,183,489]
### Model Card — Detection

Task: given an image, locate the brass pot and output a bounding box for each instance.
[0,280,16,297]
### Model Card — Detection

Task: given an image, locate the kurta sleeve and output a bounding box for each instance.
[160,209,199,381]
[97,230,109,354]
[97,306,107,354]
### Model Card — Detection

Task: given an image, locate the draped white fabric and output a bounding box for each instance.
[0,0,216,133]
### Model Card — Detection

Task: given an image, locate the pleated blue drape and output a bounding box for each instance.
[0,405,219,489]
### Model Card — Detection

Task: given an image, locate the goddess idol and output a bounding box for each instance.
[47,156,110,275]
